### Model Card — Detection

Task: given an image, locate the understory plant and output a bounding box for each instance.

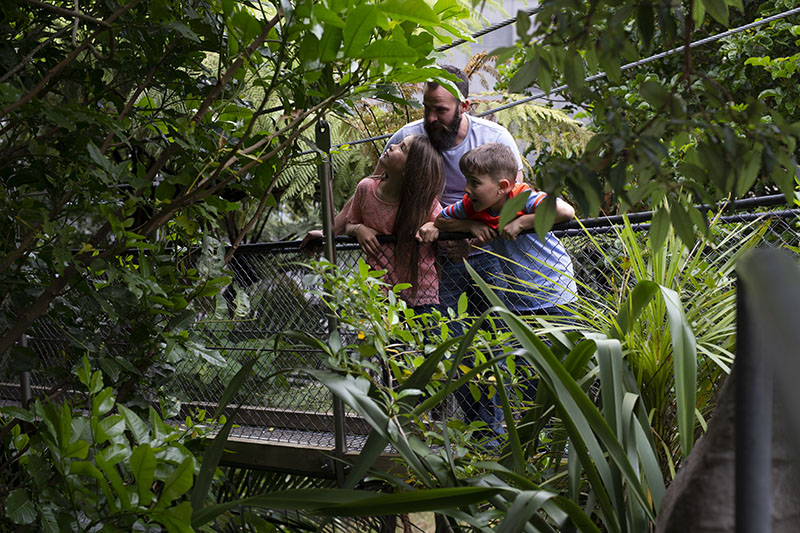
[266,211,777,530]
[258,256,671,531]
[566,210,771,476]
[0,356,209,531]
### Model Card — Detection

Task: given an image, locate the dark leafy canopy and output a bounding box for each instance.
[0,0,470,388]
[503,0,800,246]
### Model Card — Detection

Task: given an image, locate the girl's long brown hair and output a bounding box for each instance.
[393,135,444,296]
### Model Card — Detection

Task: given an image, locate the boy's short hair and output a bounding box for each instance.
[459,143,518,182]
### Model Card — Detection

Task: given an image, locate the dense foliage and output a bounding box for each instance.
[0,0,474,529]
[500,0,799,243]
[1,0,799,530]
[0,0,470,398]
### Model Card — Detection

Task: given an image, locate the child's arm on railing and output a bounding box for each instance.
[434,215,496,245]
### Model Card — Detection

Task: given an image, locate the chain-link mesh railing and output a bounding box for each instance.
[4,197,798,454]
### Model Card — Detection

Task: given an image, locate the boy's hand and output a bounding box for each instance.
[469,221,497,245]
[501,218,525,240]
[416,222,439,243]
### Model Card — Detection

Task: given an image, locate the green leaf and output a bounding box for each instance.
[93,387,115,416]
[657,285,698,456]
[611,280,659,339]
[563,53,586,94]
[313,487,502,516]
[489,46,518,65]
[533,197,557,242]
[131,444,157,507]
[516,9,531,39]
[640,80,669,108]
[0,406,34,423]
[637,2,654,50]
[157,457,195,508]
[649,208,670,252]
[380,0,440,25]
[168,21,201,42]
[222,0,233,17]
[313,4,345,28]
[704,0,729,26]
[230,10,261,44]
[457,291,468,316]
[497,193,529,232]
[151,501,194,533]
[508,58,539,94]
[360,40,418,62]
[97,444,133,510]
[195,487,501,525]
[63,439,90,459]
[319,27,342,63]
[599,51,622,85]
[343,4,377,58]
[727,0,744,13]
[670,202,696,247]
[89,369,103,395]
[693,0,706,28]
[97,414,126,444]
[770,157,795,200]
[118,404,150,445]
[5,489,37,525]
[70,461,117,512]
[87,142,111,172]
[496,490,557,533]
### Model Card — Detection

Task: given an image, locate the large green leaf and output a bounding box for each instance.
[5,489,37,525]
[157,457,194,509]
[193,487,497,525]
[342,4,377,58]
[658,285,697,457]
[96,444,133,510]
[130,444,157,507]
[118,404,150,445]
[312,486,502,516]
[380,0,440,25]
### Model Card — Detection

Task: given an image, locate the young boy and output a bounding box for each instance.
[432,143,577,315]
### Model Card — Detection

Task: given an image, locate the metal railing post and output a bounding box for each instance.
[20,334,32,408]
[735,276,773,533]
[316,118,346,486]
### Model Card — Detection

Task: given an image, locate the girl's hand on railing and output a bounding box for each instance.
[355,224,380,255]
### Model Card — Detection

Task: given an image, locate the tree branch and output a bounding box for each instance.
[0,0,140,119]
[23,0,111,28]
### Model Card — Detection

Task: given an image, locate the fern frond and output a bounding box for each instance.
[472,93,593,158]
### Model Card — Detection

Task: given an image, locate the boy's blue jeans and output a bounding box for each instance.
[438,251,507,446]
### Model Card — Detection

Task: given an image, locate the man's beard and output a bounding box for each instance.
[424,108,462,152]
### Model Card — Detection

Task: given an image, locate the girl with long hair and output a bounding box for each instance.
[344,135,444,310]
